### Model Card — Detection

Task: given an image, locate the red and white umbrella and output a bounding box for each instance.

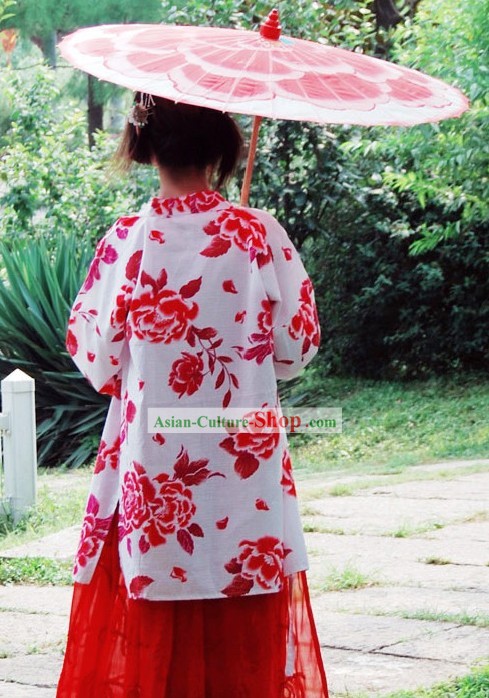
[59,10,469,203]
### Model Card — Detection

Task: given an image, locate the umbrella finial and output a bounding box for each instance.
[260,9,281,41]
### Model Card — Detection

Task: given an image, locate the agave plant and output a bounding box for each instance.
[0,233,109,467]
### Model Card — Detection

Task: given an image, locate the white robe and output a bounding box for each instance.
[67,190,321,600]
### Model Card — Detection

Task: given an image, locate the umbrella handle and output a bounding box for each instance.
[240,115,263,207]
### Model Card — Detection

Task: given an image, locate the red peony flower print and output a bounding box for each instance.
[239,536,287,589]
[222,279,238,294]
[230,422,280,460]
[120,391,137,444]
[125,250,143,283]
[82,238,118,292]
[66,329,78,357]
[221,536,291,597]
[219,408,281,478]
[257,299,273,334]
[110,283,135,336]
[121,464,157,532]
[99,374,122,398]
[280,449,297,496]
[186,325,239,408]
[233,300,274,365]
[170,566,187,582]
[143,476,196,547]
[200,209,268,258]
[151,191,224,217]
[169,351,204,398]
[106,251,143,340]
[129,575,154,597]
[119,450,224,556]
[149,229,165,244]
[130,269,200,343]
[288,279,321,356]
[115,216,139,239]
[94,435,121,474]
[73,495,114,575]
[126,399,136,422]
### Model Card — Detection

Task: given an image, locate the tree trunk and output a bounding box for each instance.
[87,75,104,148]
[31,31,57,68]
[372,0,403,29]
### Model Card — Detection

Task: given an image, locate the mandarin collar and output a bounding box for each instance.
[149,190,228,218]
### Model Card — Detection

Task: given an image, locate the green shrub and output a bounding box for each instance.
[305,171,489,378]
[0,232,110,466]
[0,66,158,246]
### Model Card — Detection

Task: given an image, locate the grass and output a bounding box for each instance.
[463,511,489,523]
[302,522,346,534]
[396,610,489,629]
[383,663,489,698]
[328,483,354,496]
[0,465,90,585]
[286,374,489,476]
[0,556,72,585]
[421,556,453,565]
[0,464,90,551]
[387,521,445,538]
[337,664,489,698]
[316,564,380,592]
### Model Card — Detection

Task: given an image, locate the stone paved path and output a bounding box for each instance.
[0,459,488,697]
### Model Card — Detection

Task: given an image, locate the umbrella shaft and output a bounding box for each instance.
[240,115,263,207]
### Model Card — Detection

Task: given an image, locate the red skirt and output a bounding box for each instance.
[56,510,329,698]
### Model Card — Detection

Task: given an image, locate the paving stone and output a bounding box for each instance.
[0,586,72,617]
[311,585,489,617]
[0,655,62,689]
[309,494,487,535]
[0,527,80,560]
[0,611,67,656]
[305,529,489,566]
[420,520,489,543]
[321,647,476,697]
[312,610,459,653]
[305,531,489,593]
[367,472,489,501]
[376,623,489,663]
[0,682,55,698]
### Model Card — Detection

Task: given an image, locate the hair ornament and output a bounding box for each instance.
[128,93,155,129]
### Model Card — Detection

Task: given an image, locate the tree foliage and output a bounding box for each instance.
[0,67,159,466]
[346,0,489,254]
[0,0,15,26]
[0,67,157,245]
[306,0,489,376]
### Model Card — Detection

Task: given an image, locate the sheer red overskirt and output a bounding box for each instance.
[56,510,329,698]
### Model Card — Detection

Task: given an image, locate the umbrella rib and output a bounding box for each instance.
[176,43,272,112]
[219,43,273,113]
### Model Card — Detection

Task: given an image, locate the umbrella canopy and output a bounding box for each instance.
[58,10,469,202]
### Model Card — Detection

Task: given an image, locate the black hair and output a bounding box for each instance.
[115,93,244,188]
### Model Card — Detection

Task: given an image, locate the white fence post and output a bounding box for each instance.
[1,369,37,523]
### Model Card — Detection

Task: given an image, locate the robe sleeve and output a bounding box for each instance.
[251,209,321,380]
[66,220,142,397]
